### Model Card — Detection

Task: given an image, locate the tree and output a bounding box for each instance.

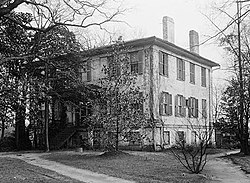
[88,41,150,151]
[203,0,250,154]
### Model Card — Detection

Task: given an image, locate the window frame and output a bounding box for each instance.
[163,131,170,145]
[177,58,185,81]
[159,92,172,116]
[175,94,186,117]
[130,51,143,75]
[159,51,169,77]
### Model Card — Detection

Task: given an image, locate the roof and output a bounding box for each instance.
[80,36,220,68]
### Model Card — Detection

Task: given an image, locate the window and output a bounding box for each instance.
[191,131,197,144]
[159,51,168,77]
[190,63,195,84]
[54,100,61,120]
[128,131,141,145]
[130,51,143,74]
[80,61,91,82]
[176,131,185,144]
[159,92,172,116]
[177,58,185,81]
[108,56,121,77]
[187,97,198,118]
[201,67,206,87]
[175,95,186,117]
[131,92,144,113]
[163,131,170,145]
[202,99,207,118]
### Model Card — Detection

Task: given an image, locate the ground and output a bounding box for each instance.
[0,157,82,183]
[0,149,250,183]
[42,150,207,183]
[226,153,250,173]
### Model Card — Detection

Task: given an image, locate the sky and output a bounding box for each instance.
[111,0,239,86]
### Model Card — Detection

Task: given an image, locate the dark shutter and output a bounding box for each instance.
[188,98,191,118]
[182,60,185,81]
[175,95,178,117]
[169,94,172,116]
[138,50,143,75]
[195,99,199,118]
[182,96,186,117]
[159,51,163,75]
[159,92,163,116]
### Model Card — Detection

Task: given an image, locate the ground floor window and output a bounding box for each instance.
[176,131,185,144]
[163,131,170,145]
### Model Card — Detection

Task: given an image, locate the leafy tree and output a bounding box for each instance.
[89,41,150,151]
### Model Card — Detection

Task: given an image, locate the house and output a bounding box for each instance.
[47,16,219,150]
[77,16,219,150]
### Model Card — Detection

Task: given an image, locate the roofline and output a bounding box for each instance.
[81,36,220,68]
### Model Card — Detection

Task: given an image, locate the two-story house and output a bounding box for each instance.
[78,16,219,150]
[49,16,219,150]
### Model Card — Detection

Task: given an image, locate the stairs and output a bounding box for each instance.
[50,126,77,149]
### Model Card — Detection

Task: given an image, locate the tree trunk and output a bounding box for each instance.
[1,119,5,139]
[15,106,27,150]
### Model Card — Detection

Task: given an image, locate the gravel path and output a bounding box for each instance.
[203,150,250,183]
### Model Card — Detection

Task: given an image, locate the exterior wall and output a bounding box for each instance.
[152,45,213,148]
[81,43,215,149]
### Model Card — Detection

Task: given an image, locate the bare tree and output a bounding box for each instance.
[171,118,213,174]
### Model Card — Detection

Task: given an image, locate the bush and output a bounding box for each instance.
[0,136,16,152]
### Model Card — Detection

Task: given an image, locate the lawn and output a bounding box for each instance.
[226,153,250,173]
[0,157,83,183]
[42,150,208,183]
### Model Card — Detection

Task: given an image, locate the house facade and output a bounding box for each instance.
[79,16,219,150]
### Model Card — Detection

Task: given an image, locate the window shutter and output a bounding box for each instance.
[159,92,163,116]
[195,99,199,118]
[188,98,191,118]
[182,61,185,81]
[138,50,143,75]
[159,51,163,75]
[182,97,186,117]
[165,54,168,77]
[169,94,172,116]
[176,59,179,80]
[175,95,178,116]
[87,60,91,81]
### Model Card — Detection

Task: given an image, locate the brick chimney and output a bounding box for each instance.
[189,30,199,54]
[162,16,175,43]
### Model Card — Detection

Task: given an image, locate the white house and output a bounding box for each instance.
[80,16,220,150]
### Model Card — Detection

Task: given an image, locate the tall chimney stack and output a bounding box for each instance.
[162,16,175,43]
[189,30,199,54]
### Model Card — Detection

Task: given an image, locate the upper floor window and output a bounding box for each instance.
[175,94,186,117]
[190,63,195,84]
[159,51,168,77]
[80,60,91,82]
[187,97,198,118]
[202,99,207,118]
[201,67,206,87]
[130,51,143,74]
[159,92,172,116]
[177,58,185,81]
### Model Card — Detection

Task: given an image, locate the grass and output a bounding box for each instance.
[226,153,250,174]
[0,157,83,183]
[42,150,208,183]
